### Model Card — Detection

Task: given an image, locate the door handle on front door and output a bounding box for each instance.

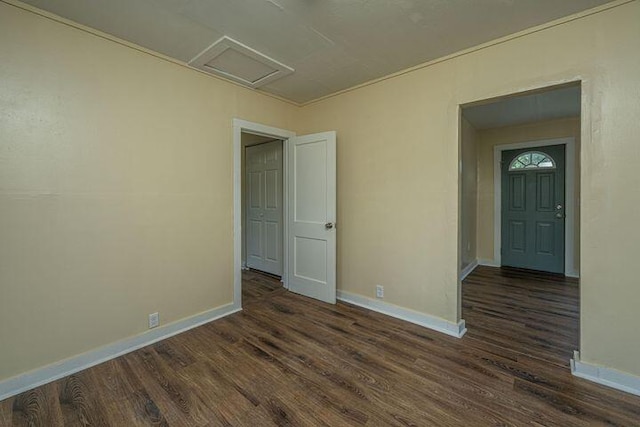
[556,213,565,219]
[325,222,334,229]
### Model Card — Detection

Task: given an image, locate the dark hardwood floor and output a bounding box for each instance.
[462,265,580,368]
[2,267,639,426]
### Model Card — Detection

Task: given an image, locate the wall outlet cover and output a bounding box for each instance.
[148,312,159,329]
[376,285,384,298]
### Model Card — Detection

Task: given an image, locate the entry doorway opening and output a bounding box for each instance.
[241,133,285,277]
[240,132,286,302]
[458,82,582,368]
[232,119,338,309]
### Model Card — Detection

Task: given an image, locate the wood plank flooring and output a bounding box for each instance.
[1,267,639,426]
[462,266,580,368]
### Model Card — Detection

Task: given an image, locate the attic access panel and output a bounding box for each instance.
[189,36,294,88]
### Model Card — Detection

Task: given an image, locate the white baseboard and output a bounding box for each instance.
[337,290,466,338]
[478,259,581,279]
[0,303,240,401]
[571,351,640,397]
[460,259,479,281]
[478,258,500,267]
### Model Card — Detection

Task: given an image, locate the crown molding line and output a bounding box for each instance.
[3,0,634,108]
[0,0,300,107]
[300,0,635,107]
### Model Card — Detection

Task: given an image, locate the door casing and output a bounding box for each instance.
[493,137,577,277]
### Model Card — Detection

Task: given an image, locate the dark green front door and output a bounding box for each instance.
[501,145,565,274]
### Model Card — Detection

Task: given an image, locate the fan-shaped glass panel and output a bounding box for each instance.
[509,151,556,171]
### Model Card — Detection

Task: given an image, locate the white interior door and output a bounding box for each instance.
[287,131,336,304]
[246,141,283,276]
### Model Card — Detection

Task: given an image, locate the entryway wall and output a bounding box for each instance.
[460,118,478,274]
[476,117,581,273]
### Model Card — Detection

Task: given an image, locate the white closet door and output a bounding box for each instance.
[246,140,283,276]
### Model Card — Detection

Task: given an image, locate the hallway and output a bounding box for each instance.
[462,265,579,367]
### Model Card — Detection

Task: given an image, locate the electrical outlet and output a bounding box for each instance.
[376,285,384,299]
[148,312,159,329]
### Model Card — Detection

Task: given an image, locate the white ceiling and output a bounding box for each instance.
[463,85,581,130]
[22,0,612,104]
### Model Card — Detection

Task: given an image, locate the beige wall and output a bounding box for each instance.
[476,117,581,272]
[0,2,297,381]
[2,0,640,384]
[460,118,478,272]
[298,2,640,376]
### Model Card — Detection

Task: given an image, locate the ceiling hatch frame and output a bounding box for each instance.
[188,36,294,88]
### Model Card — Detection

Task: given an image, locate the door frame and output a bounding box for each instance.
[493,137,578,277]
[233,119,296,310]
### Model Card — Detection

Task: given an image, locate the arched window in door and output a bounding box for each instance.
[508,151,556,171]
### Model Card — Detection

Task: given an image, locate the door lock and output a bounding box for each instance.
[556,204,563,210]
[325,222,334,229]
